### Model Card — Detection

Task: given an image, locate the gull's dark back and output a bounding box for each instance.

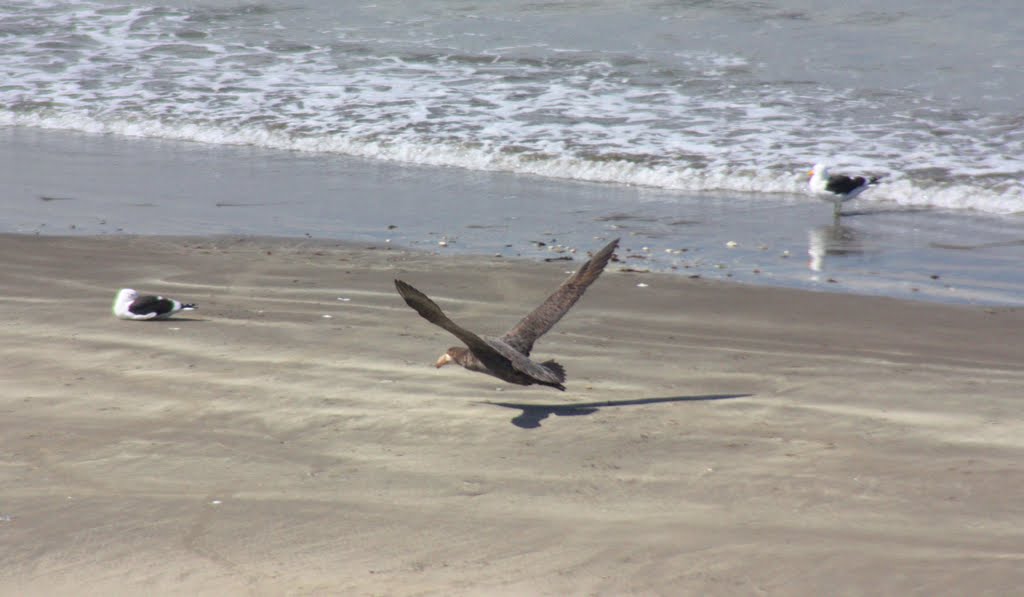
[827,173,881,196]
[500,238,619,356]
[131,295,179,317]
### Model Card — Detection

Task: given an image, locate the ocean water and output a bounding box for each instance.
[2,0,1023,305]
[3,0,1023,212]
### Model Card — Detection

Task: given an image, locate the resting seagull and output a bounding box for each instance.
[113,288,197,320]
[395,238,619,391]
[808,163,882,216]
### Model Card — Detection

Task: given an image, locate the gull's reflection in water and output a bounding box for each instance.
[808,223,863,272]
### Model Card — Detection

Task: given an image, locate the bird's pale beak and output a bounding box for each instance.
[808,169,815,177]
[435,353,453,368]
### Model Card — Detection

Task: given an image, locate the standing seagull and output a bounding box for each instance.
[112,288,197,320]
[395,238,619,391]
[808,163,882,216]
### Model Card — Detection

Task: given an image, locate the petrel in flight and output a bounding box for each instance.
[395,238,619,391]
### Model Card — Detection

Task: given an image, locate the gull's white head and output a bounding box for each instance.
[112,288,139,317]
[115,288,138,303]
[808,163,831,193]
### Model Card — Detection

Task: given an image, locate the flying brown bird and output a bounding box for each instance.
[395,238,619,391]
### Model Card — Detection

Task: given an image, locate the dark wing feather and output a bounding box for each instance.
[541,360,566,383]
[394,280,507,362]
[482,337,566,385]
[129,295,174,316]
[499,238,618,356]
[825,175,868,195]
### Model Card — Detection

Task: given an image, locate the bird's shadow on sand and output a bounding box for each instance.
[480,394,751,429]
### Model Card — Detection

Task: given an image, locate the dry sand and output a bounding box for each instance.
[1,234,1022,596]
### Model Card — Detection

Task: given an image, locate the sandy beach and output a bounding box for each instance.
[2,233,1022,596]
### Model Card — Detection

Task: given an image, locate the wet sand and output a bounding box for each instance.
[4,126,1024,307]
[2,234,1023,595]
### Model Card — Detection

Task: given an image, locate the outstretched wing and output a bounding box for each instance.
[394,279,505,361]
[499,238,618,356]
[396,280,566,386]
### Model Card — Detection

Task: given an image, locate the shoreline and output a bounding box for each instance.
[3,233,1023,594]
[4,125,1024,308]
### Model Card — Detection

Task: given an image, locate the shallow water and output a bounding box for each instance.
[3,127,1022,306]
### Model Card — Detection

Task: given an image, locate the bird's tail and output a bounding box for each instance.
[541,360,566,383]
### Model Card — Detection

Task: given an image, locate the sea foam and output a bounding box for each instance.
[2,0,1022,214]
